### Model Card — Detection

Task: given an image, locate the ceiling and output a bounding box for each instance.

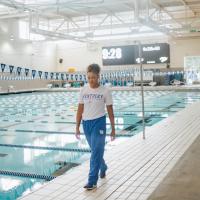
[0,0,200,42]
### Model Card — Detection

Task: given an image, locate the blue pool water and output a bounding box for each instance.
[0,90,200,199]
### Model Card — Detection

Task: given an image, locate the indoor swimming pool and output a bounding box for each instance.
[0,90,200,199]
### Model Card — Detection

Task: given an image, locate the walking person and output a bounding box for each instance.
[76,63,115,190]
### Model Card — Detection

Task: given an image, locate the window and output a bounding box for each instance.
[19,20,45,41]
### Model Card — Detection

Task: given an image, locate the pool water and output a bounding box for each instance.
[0,90,200,199]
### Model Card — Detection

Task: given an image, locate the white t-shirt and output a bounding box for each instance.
[79,85,113,120]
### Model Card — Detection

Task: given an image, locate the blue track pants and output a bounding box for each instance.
[82,115,107,185]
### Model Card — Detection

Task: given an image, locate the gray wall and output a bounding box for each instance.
[0,80,52,92]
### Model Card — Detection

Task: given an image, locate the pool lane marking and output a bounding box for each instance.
[114,110,177,113]
[0,115,52,129]
[0,143,91,153]
[0,115,166,125]
[0,170,55,181]
[0,129,135,137]
[115,92,177,111]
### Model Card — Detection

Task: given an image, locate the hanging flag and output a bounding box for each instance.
[65,74,69,81]
[56,73,59,80]
[80,75,82,80]
[9,65,14,74]
[38,71,43,79]
[50,72,54,79]
[75,74,78,81]
[17,67,22,76]
[61,73,64,80]
[32,70,36,78]
[71,74,74,80]
[25,68,29,76]
[1,64,6,72]
[45,72,48,79]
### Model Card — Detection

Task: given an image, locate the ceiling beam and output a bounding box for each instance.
[138,17,173,37]
[57,22,139,33]
[151,0,184,27]
[180,0,196,16]
[0,12,29,19]
[31,27,87,42]
[55,19,66,32]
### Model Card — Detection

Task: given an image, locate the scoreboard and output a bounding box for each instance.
[102,43,170,65]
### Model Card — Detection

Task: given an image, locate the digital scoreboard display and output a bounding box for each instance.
[102,43,170,65]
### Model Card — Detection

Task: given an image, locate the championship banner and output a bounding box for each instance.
[1,64,6,72]
[25,68,29,76]
[50,72,54,79]
[56,73,59,80]
[9,65,14,74]
[38,71,43,79]
[45,72,48,79]
[66,74,69,80]
[61,73,64,80]
[75,74,78,81]
[17,67,22,76]
[32,70,36,78]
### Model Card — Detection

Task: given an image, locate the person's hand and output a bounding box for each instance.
[110,129,115,141]
[75,128,81,140]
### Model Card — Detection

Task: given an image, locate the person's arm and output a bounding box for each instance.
[106,105,115,141]
[76,103,84,139]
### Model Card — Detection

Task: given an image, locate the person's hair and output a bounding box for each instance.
[87,63,101,75]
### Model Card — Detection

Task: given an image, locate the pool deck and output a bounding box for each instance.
[148,135,200,200]
[19,100,200,200]
[1,85,200,95]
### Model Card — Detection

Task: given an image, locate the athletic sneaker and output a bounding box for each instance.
[100,166,107,178]
[100,170,106,178]
[83,183,97,190]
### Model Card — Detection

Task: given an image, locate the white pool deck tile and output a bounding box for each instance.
[19,101,200,200]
